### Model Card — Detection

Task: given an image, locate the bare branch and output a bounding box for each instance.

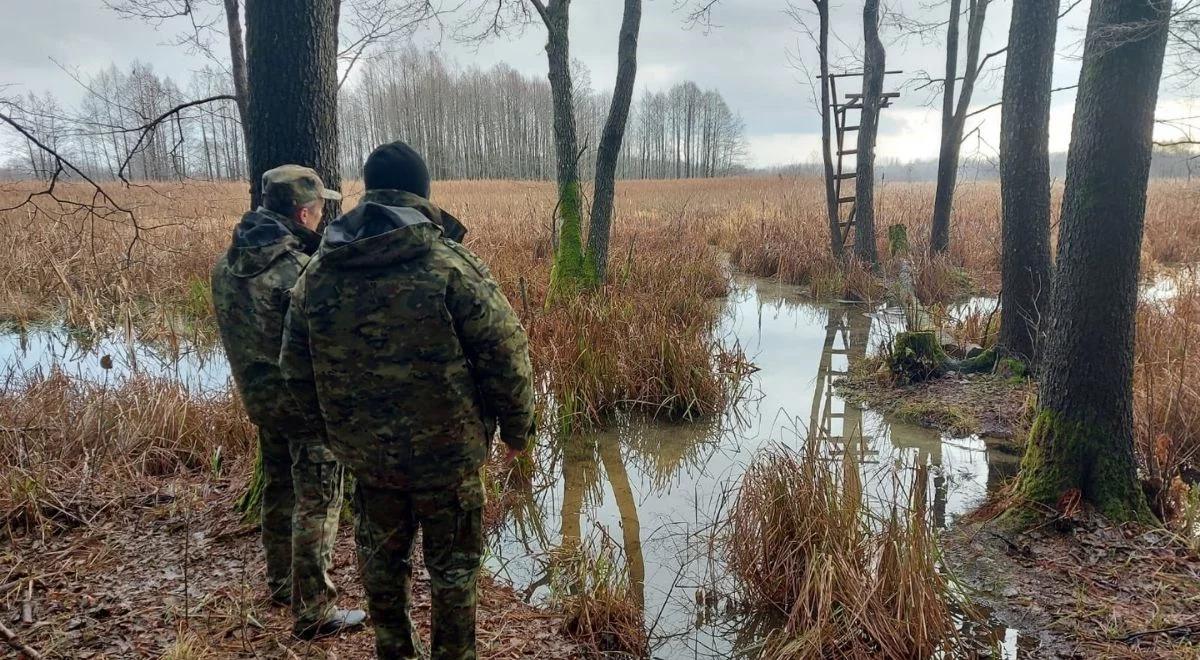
[0,107,145,264]
[115,95,236,182]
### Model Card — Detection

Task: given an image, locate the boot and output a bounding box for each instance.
[294,608,368,640]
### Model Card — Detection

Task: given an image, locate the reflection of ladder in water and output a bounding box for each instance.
[825,71,902,247]
[809,310,877,462]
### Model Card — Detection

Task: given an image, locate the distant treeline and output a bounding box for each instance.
[1,50,748,183]
[762,150,1200,181]
[340,48,748,181]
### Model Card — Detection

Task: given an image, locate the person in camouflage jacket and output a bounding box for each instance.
[211,165,365,638]
[279,142,535,659]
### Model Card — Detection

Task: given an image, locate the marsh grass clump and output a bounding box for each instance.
[549,535,648,658]
[725,443,963,658]
[0,368,255,535]
[1134,274,1200,523]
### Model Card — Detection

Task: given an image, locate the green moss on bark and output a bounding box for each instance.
[957,347,998,374]
[887,223,910,257]
[888,331,951,382]
[1006,409,1154,526]
[888,332,997,384]
[548,181,596,301]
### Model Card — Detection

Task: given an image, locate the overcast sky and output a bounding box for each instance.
[2,0,1197,167]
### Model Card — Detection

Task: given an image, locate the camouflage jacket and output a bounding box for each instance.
[279,196,535,490]
[212,207,322,436]
[357,188,468,242]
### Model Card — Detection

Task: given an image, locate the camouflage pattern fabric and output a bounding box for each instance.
[289,441,344,633]
[357,188,468,243]
[262,163,342,211]
[353,473,485,659]
[211,206,343,628]
[279,199,535,491]
[279,195,534,658]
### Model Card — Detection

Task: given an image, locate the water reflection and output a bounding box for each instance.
[490,278,1022,658]
[0,324,227,391]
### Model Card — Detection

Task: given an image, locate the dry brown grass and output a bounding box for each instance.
[724,442,964,658]
[549,534,648,658]
[0,368,255,537]
[1135,269,1200,524]
[722,178,1199,303]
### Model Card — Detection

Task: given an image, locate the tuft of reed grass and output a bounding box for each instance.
[1135,269,1200,524]
[0,368,255,536]
[724,442,963,658]
[549,534,648,658]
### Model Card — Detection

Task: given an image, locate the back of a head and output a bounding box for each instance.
[363,141,431,199]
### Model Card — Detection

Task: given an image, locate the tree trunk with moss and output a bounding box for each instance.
[536,0,594,298]
[853,0,884,267]
[1011,0,1171,525]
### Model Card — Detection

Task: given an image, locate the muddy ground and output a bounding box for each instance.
[1,476,578,659]
[946,514,1200,658]
[840,360,1200,658]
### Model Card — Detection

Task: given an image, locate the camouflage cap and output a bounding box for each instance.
[262,165,342,211]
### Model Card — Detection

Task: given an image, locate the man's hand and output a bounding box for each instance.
[502,446,524,465]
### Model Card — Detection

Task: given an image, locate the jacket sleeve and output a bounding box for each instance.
[444,244,535,451]
[278,274,326,432]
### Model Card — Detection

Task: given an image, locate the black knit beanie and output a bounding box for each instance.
[363,141,431,198]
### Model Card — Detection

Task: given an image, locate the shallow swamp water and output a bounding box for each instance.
[0,276,1025,658]
[488,277,1023,658]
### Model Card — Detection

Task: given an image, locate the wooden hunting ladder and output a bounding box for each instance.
[824,70,902,247]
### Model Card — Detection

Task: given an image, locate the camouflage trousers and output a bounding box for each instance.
[353,472,484,660]
[260,426,345,633]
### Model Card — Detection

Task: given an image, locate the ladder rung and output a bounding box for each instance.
[838,149,858,156]
[834,102,864,110]
[835,172,857,180]
[843,125,860,131]
[819,70,904,79]
[838,196,856,204]
[848,92,901,99]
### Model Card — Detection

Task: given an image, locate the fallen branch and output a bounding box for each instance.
[1121,619,1200,643]
[0,621,43,660]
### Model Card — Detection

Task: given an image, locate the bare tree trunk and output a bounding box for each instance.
[929,0,963,254]
[997,0,1056,366]
[244,0,341,211]
[853,0,884,267]
[815,0,842,261]
[1012,0,1172,525]
[930,0,989,255]
[223,0,251,190]
[587,0,642,284]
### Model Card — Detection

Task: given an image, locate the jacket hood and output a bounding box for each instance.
[318,201,441,268]
[226,207,321,278]
[361,189,468,242]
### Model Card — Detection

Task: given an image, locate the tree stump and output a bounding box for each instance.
[888,330,997,383]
